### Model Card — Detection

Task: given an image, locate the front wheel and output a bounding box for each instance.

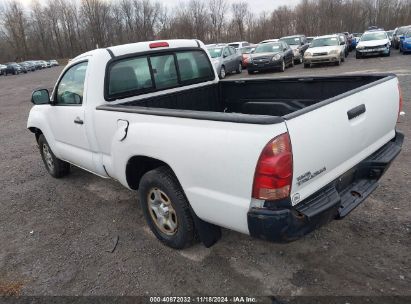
[219,66,226,79]
[236,62,242,74]
[139,167,195,249]
[38,135,70,178]
[279,59,285,72]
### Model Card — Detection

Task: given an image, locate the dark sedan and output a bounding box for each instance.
[248,41,294,74]
[4,63,22,75]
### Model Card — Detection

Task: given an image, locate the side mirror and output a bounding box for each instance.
[31,89,50,105]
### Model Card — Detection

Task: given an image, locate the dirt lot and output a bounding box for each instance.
[0,51,410,298]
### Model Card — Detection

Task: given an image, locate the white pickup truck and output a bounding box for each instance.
[28,39,403,249]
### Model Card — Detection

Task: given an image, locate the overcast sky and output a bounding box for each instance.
[1,0,300,13]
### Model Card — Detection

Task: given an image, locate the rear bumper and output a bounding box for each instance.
[248,131,403,243]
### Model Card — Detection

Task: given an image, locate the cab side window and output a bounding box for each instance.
[223,47,230,57]
[56,62,88,105]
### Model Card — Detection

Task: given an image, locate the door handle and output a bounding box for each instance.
[74,117,84,125]
[347,104,366,120]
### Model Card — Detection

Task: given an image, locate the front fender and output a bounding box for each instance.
[27,105,61,158]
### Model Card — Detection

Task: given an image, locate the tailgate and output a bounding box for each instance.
[285,76,400,206]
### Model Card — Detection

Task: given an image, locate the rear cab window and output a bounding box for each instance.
[106,49,215,101]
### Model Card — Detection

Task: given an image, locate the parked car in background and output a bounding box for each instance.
[39,60,48,69]
[337,33,349,57]
[306,36,315,45]
[260,39,279,44]
[49,59,59,66]
[239,45,256,68]
[386,30,394,43]
[18,62,32,72]
[279,35,309,64]
[392,25,411,49]
[0,64,6,75]
[247,41,294,74]
[207,44,242,79]
[228,41,250,49]
[24,61,36,71]
[356,30,390,58]
[303,35,345,68]
[5,63,22,75]
[399,30,411,54]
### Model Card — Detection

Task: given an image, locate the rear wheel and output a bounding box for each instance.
[236,62,242,74]
[289,57,295,67]
[38,135,70,178]
[304,63,310,68]
[247,69,255,75]
[139,167,195,249]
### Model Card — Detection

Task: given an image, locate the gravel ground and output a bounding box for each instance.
[0,50,410,298]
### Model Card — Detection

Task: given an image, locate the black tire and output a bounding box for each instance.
[356,52,361,59]
[139,167,195,249]
[335,58,341,66]
[219,66,226,79]
[289,57,295,67]
[236,62,242,74]
[304,63,310,68]
[248,69,255,75]
[341,54,345,62]
[279,59,285,72]
[38,134,70,178]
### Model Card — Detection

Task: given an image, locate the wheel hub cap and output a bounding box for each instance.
[42,144,54,171]
[147,188,178,235]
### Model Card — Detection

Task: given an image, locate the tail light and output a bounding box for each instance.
[252,133,293,201]
[149,42,169,49]
[398,83,403,121]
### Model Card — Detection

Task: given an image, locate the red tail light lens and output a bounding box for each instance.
[252,133,293,201]
[149,42,169,49]
[398,83,403,121]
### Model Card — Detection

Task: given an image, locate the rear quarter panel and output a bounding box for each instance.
[94,110,288,234]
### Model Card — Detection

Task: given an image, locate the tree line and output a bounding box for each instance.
[0,0,410,62]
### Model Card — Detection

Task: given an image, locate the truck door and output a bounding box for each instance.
[47,61,94,172]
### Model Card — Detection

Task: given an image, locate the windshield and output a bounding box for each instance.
[361,32,387,41]
[405,31,411,38]
[255,43,282,53]
[240,47,254,54]
[280,37,300,45]
[310,37,339,47]
[398,27,411,35]
[207,48,223,58]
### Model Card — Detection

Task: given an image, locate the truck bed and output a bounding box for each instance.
[98,75,393,124]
